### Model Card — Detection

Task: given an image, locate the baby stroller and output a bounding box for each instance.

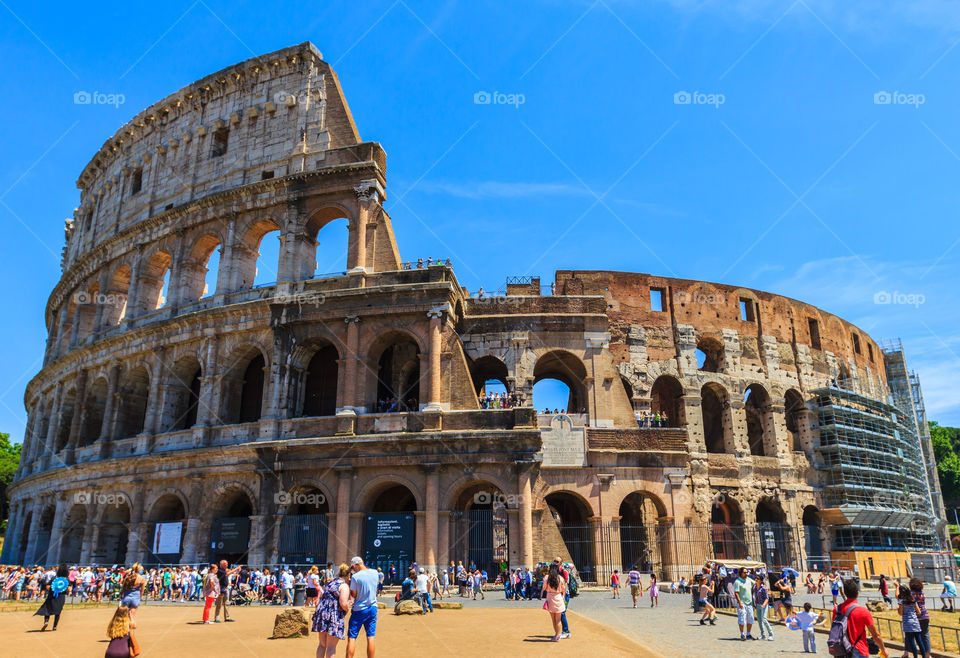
[260,583,278,604]
[231,583,254,606]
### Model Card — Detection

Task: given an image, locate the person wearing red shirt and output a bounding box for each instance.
[833,579,888,658]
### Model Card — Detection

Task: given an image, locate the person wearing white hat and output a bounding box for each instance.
[416,568,433,613]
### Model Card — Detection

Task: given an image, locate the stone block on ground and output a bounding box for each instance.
[394,599,425,615]
[272,608,310,638]
[433,601,462,609]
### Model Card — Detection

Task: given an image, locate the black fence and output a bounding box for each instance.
[551,523,804,581]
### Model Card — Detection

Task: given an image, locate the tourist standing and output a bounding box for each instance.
[202,565,219,624]
[830,570,843,605]
[611,570,621,598]
[214,560,239,621]
[120,563,147,629]
[733,567,755,640]
[313,563,353,658]
[104,605,141,658]
[34,564,69,631]
[898,584,926,658]
[346,557,379,658]
[752,573,773,641]
[416,568,433,612]
[306,566,321,607]
[775,572,796,621]
[628,566,642,608]
[543,563,567,642]
[698,574,716,625]
[879,574,891,605]
[910,578,932,658]
[833,579,888,658]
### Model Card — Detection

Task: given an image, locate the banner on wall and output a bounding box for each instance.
[153,522,183,555]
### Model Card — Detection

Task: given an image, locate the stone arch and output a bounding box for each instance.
[74,281,99,343]
[701,382,732,454]
[696,335,724,373]
[103,264,131,326]
[744,383,773,456]
[33,504,56,564]
[206,483,257,563]
[756,497,792,566]
[55,386,77,452]
[469,355,509,396]
[181,232,223,302]
[543,490,595,580]
[365,329,425,412]
[784,389,805,452]
[533,350,588,414]
[303,206,351,279]
[138,250,172,314]
[280,480,335,515]
[162,355,202,431]
[277,480,332,567]
[710,494,747,559]
[294,339,340,417]
[147,492,187,563]
[649,375,684,427]
[116,364,150,439]
[618,491,669,574]
[59,503,88,564]
[97,497,131,564]
[356,475,424,512]
[448,477,511,576]
[802,505,824,567]
[220,344,268,424]
[79,376,109,446]
[236,217,282,290]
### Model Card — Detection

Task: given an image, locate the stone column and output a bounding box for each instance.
[46,497,68,565]
[23,500,44,565]
[349,181,382,273]
[247,515,269,565]
[339,316,360,413]
[45,382,64,456]
[180,517,201,564]
[333,467,353,563]
[99,363,121,444]
[79,520,99,564]
[517,462,534,568]
[217,218,237,293]
[657,516,677,581]
[0,503,21,564]
[422,463,440,573]
[142,348,165,436]
[423,308,445,412]
[195,335,220,427]
[53,302,73,359]
[123,247,144,324]
[66,369,89,458]
[729,399,748,457]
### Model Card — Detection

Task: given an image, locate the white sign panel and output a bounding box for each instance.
[153,521,183,555]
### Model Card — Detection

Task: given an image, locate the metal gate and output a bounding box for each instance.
[451,508,509,577]
[278,514,329,566]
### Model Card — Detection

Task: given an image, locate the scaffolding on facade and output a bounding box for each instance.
[813,382,939,552]
[881,339,947,533]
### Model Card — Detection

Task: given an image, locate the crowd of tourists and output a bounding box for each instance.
[478,391,521,409]
[401,257,451,270]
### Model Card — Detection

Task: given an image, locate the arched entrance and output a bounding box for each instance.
[710,496,747,559]
[364,484,417,582]
[278,486,330,567]
[450,483,510,579]
[97,501,130,565]
[544,492,594,581]
[209,489,254,564]
[802,505,824,570]
[60,504,86,564]
[148,494,186,564]
[756,497,791,567]
[618,492,667,574]
[301,344,339,417]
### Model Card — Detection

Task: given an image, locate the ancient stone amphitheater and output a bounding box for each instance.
[2,43,943,581]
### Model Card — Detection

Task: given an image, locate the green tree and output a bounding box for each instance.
[931,422,960,507]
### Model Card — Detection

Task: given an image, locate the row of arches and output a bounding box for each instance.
[51,212,350,357]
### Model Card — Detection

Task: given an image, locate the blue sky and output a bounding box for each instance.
[2,0,960,444]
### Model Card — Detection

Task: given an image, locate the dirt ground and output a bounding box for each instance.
[1,604,658,657]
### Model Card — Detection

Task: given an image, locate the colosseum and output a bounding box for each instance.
[2,43,949,583]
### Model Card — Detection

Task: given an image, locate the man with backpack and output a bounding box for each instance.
[829,578,888,658]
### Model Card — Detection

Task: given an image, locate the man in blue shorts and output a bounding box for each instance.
[347,556,379,658]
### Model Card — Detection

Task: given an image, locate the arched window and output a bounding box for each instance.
[103,265,131,326]
[116,366,150,438]
[305,210,350,279]
[744,384,771,456]
[533,351,587,414]
[239,353,266,423]
[701,383,729,453]
[80,376,109,446]
[164,357,201,431]
[650,376,684,427]
[370,334,422,412]
[301,345,339,417]
[784,389,805,452]
[237,219,281,290]
[469,355,509,397]
[139,250,172,314]
[183,234,222,302]
[56,388,77,451]
[696,336,724,372]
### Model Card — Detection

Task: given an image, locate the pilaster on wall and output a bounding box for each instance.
[675,324,697,376]
[721,329,742,374]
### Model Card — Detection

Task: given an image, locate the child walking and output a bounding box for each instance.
[649,573,659,607]
[793,602,823,653]
[611,570,621,598]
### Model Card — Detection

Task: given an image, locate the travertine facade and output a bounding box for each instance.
[3,43,927,579]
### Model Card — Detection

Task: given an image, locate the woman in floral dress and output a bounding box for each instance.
[313,563,353,658]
